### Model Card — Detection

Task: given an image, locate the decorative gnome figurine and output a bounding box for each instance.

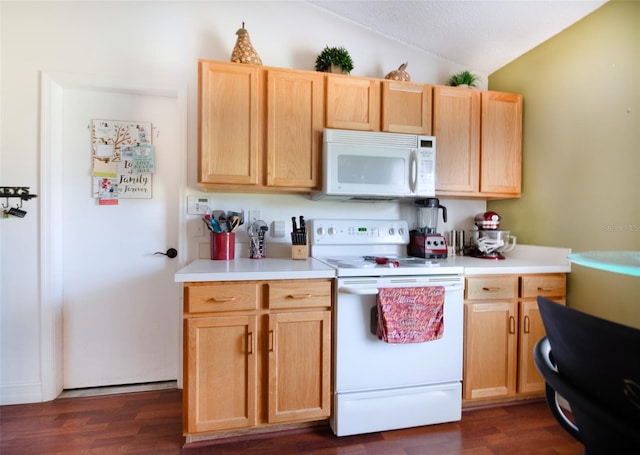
[231,22,262,65]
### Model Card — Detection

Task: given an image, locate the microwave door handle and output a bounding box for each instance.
[338,286,380,295]
[409,150,417,193]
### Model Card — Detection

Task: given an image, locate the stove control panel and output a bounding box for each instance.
[310,219,409,245]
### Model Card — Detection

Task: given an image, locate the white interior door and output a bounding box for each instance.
[60,86,181,389]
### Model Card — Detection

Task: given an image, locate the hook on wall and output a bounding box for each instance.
[1,187,37,218]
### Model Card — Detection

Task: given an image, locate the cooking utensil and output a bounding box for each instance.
[229,216,241,232]
[202,214,222,233]
[249,220,268,259]
[371,256,399,267]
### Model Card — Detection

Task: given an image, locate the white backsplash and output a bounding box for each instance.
[190,193,487,260]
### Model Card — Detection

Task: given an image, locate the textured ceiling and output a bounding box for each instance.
[307,0,608,74]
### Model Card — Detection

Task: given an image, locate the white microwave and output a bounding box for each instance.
[312,128,436,201]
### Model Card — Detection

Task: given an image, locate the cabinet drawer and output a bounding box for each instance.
[268,280,332,309]
[185,283,259,314]
[466,276,518,300]
[521,274,566,298]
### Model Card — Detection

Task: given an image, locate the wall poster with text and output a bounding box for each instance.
[91,119,155,204]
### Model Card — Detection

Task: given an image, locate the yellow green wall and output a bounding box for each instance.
[488,0,640,327]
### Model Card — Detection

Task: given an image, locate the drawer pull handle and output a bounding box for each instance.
[537,287,555,292]
[509,316,516,334]
[209,296,236,302]
[269,330,275,352]
[247,332,254,354]
[524,315,530,333]
[288,293,312,299]
[482,287,502,292]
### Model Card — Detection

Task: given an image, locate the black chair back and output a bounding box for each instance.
[535,296,640,454]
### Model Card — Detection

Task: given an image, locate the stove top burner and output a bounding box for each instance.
[323,256,440,269]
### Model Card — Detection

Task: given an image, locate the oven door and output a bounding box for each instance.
[334,275,464,393]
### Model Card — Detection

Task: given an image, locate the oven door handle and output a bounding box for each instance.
[338,286,380,295]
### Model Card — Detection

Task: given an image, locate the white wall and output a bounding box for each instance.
[0,1,485,404]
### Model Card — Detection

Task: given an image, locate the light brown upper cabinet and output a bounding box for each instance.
[325,73,380,131]
[325,73,432,134]
[479,91,523,197]
[381,80,432,135]
[434,86,522,199]
[198,60,324,193]
[433,86,481,193]
[198,61,260,186]
[198,60,522,198]
[266,68,324,189]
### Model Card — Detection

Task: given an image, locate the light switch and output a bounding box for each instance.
[271,220,286,238]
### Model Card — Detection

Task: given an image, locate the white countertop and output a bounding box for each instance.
[175,245,571,282]
[175,257,337,282]
[445,245,572,275]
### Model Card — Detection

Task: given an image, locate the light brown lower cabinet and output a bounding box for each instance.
[183,279,332,437]
[463,274,566,405]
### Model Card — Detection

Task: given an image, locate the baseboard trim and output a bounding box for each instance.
[1,381,44,405]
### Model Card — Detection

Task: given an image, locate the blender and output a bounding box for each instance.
[408,198,448,259]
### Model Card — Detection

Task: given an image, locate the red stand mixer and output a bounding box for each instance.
[408,198,448,259]
[468,211,517,260]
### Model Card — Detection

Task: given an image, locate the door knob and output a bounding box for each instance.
[155,248,178,258]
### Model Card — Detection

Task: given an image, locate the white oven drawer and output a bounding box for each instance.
[331,382,462,437]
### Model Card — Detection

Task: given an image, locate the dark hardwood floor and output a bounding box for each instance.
[0,388,583,455]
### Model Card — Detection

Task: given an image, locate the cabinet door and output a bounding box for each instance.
[184,315,257,433]
[463,301,517,400]
[517,300,546,394]
[480,91,523,196]
[518,296,565,395]
[267,310,331,423]
[433,86,481,194]
[326,74,380,131]
[198,60,260,186]
[381,81,432,134]
[266,69,324,189]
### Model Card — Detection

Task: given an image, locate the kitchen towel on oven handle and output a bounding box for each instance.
[376,286,445,343]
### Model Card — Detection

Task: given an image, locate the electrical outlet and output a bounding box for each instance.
[248,210,261,224]
[194,220,204,237]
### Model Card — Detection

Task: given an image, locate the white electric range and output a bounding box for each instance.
[310,219,465,437]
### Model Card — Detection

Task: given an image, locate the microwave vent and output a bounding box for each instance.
[324,128,418,148]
